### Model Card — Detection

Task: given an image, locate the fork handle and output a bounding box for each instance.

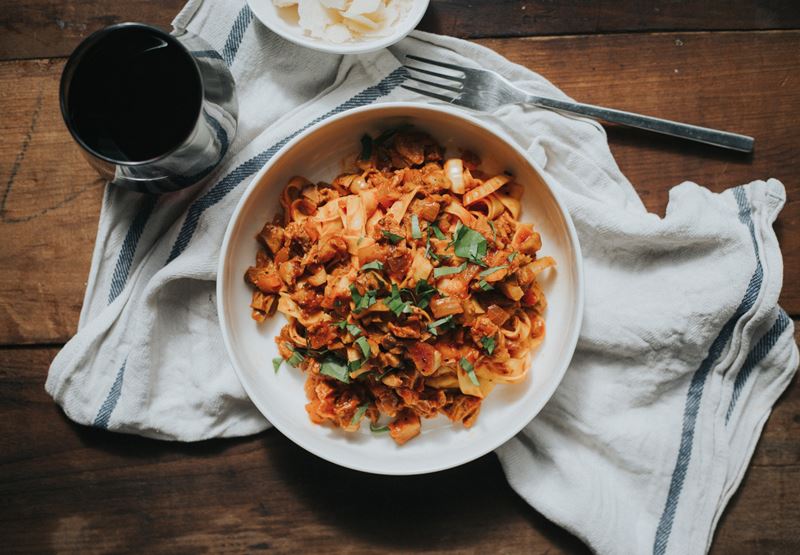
[526,95,754,153]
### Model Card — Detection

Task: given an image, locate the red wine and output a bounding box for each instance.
[65,26,202,163]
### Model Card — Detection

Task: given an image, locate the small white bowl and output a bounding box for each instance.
[247,0,430,55]
[218,102,584,475]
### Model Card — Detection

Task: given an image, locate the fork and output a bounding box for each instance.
[402,55,754,153]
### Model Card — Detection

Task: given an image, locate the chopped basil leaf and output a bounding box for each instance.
[361,260,384,271]
[382,230,404,244]
[452,223,487,261]
[477,279,494,291]
[414,279,437,309]
[350,403,369,426]
[272,357,283,374]
[287,350,305,368]
[430,224,446,240]
[479,265,508,278]
[428,315,455,335]
[359,134,372,161]
[480,336,496,355]
[386,283,412,316]
[488,220,497,240]
[355,336,371,358]
[335,320,347,330]
[460,357,480,386]
[433,262,467,278]
[508,252,518,262]
[349,284,362,305]
[320,357,350,383]
[350,284,377,312]
[411,214,422,239]
[370,422,390,433]
[347,358,363,372]
[346,323,362,337]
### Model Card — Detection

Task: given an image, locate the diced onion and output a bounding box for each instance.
[430,296,463,318]
[445,159,464,193]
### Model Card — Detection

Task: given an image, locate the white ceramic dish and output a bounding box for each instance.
[247,0,429,55]
[218,102,584,475]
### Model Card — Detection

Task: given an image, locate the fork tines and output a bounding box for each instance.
[402,55,470,104]
[406,55,470,74]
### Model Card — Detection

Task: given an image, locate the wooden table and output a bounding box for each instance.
[1,2,798,553]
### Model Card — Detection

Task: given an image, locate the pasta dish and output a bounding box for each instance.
[245,128,553,444]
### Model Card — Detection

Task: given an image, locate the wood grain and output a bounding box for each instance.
[0,58,105,345]
[421,0,800,40]
[1,0,800,60]
[1,333,796,553]
[0,0,186,61]
[1,31,798,345]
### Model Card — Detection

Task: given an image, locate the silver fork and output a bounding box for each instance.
[402,55,754,153]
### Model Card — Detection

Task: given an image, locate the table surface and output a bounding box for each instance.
[1,1,798,553]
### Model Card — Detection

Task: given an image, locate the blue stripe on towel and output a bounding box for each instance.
[222,4,254,67]
[165,66,408,264]
[93,359,127,429]
[108,196,158,303]
[725,309,791,422]
[652,187,763,554]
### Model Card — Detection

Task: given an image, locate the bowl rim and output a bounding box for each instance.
[217,101,585,474]
[246,0,431,55]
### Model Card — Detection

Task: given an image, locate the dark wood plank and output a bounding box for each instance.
[0,0,186,61]
[2,31,798,344]
[2,0,800,61]
[0,58,105,345]
[421,0,800,40]
[1,328,797,553]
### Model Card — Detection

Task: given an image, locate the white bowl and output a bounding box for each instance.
[218,102,584,475]
[247,0,429,55]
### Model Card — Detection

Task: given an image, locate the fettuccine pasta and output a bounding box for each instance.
[245,128,554,445]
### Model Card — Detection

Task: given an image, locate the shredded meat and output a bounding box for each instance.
[306,321,338,350]
[258,223,285,254]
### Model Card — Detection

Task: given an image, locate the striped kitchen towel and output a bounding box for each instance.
[46,1,798,553]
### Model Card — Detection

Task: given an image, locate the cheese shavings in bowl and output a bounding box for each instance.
[273,0,412,43]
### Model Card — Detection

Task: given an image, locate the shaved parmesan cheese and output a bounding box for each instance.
[324,23,353,43]
[275,0,412,43]
[319,0,348,8]
[343,12,380,31]
[346,0,381,15]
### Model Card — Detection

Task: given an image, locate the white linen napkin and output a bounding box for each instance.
[46,1,798,553]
